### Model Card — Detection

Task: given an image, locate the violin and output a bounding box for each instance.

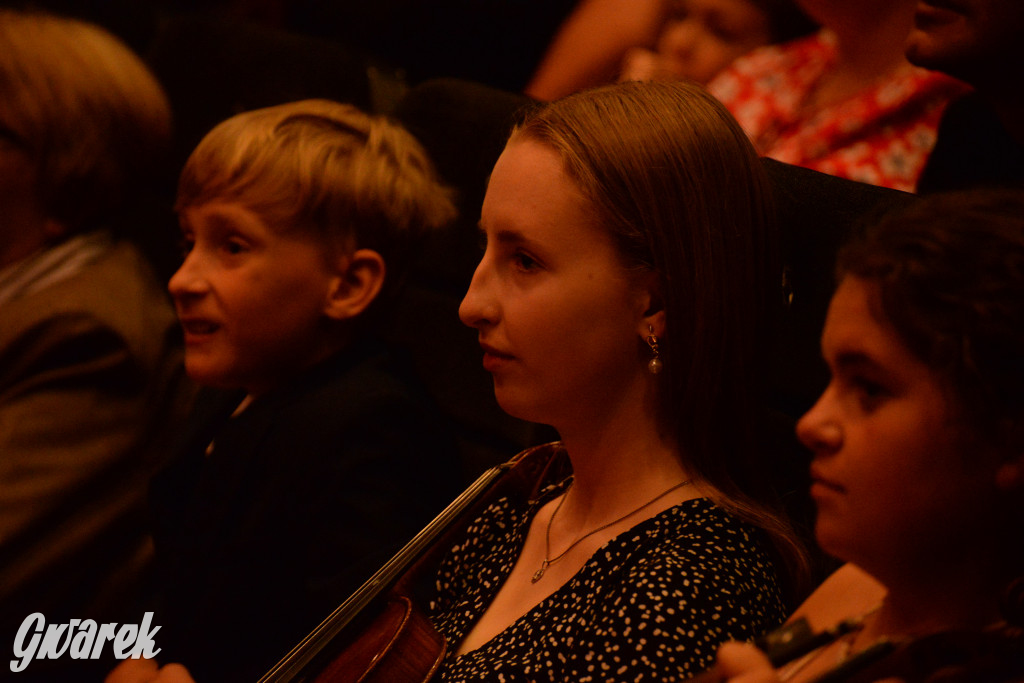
[258,442,569,683]
[839,625,1024,683]
[692,618,1024,683]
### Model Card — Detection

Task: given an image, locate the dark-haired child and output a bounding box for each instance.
[710,190,1024,682]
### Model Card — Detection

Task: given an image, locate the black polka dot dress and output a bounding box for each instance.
[428,478,786,682]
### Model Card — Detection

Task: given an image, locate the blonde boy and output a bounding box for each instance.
[126,100,461,682]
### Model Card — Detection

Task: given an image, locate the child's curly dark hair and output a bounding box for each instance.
[837,189,1024,451]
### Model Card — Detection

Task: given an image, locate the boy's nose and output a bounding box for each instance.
[167,253,208,300]
[795,389,842,456]
[458,261,497,329]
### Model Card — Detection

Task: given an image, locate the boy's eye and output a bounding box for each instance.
[223,238,248,255]
[179,236,195,257]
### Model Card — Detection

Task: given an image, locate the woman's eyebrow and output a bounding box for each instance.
[477,223,533,247]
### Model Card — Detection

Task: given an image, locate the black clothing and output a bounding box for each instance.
[918,92,1024,194]
[430,474,787,682]
[150,339,462,682]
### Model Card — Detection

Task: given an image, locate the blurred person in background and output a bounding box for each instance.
[906,0,1024,193]
[0,8,190,681]
[619,0,816,88]
[708,0,969,191]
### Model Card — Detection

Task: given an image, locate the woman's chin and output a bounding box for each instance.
[493,387,551,428]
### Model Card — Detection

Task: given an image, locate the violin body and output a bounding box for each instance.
[841,626,1024,683]
[689,622,1024,683]
[311,597,445,683]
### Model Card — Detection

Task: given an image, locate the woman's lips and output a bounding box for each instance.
[915,0,967,28]
[479,343,514,372]
[918,0,967,11]
[809,466,845,499]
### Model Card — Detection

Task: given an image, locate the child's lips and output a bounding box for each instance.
[180,318,220,338]
[479,342,514,372]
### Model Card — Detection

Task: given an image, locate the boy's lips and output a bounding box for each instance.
[179,317,220,338]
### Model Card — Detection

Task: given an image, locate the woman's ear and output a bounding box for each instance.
[640,309,667,340]
[636,272,666,338]
[323,248,386,321]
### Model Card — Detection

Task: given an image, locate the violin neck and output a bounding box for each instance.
[260,443,566,682]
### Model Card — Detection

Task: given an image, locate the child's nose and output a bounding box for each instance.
[795,389,842,456]
[168,252,208,300]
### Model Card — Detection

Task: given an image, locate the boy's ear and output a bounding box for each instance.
[323,248,386,321]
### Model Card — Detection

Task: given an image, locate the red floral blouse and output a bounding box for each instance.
[708,31,970,191]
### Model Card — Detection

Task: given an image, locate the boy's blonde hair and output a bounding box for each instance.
[176,99,456,287]
[0,9,172,233]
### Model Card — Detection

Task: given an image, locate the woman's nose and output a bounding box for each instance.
[795,388,842,455]
[660,19,698,61]
[458,259,497,329]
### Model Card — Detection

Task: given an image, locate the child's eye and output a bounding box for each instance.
[223,238,249,256]
[513,251,539,273]
[477,231,488,253]
[852,376,889,411]
[179,236,194,257]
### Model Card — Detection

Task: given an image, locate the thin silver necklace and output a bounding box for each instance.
[531,478,692,583]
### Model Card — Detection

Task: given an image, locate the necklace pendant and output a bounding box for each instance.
[531,561,549,584]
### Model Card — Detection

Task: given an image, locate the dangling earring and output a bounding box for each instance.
[646,324,663,375]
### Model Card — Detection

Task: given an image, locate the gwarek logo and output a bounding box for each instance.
[10,612,161,673]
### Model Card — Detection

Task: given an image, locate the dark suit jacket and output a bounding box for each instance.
[917,92,1024,194]
[0,238,190,681]
[149,338,463,682]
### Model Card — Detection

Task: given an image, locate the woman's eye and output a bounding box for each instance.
[668,0,689,21]
[707,20,739,43]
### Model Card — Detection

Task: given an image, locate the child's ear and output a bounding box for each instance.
[996,452,1024,492]
[323,248,386,321]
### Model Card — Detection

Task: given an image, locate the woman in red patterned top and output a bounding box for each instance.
[707,0,969,191]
